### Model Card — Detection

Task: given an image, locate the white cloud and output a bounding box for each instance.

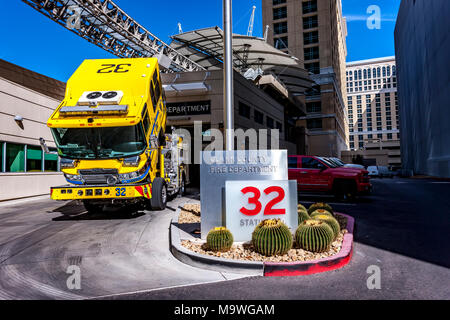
[345,14,397,22]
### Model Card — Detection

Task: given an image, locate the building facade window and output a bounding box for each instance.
[273,7,287,20]
[45,152,59,172]
[303,15,318,29]
[6,143,25,173]
[273,0,286,5]
[254,110,264,124]
[306,101,322,113]
[238,101,251,119]
[1,142,59,173]
[266,116,275,129]
[274,37,288,49]
[303,31,319,45]
[304,46,319,60]
[302,0,317,14]
[305,62,320,74]
[26,146,43,172]
[274,22,288,34]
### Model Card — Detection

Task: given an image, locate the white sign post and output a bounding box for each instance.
[225,180,298,241]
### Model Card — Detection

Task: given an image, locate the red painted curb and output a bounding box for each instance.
[264,213,355,277]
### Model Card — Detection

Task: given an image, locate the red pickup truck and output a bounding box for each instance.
[288,155,372,200]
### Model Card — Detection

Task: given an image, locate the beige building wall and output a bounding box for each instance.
[262,0,348,157]
[0,60,66,201]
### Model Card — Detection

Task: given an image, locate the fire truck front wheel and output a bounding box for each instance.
[151,177,167,210]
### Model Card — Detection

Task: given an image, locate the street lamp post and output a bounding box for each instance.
[223,0,234,151]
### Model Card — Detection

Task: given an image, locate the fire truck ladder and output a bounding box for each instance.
[22,0,205,73]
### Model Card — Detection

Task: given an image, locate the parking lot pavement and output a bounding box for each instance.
[0,178,449,300]
[0,193,251,300]
[108,178,450,300]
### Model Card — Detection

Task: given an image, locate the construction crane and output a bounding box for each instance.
[178,22,183,34]
[247,6,256,37]
[263,25,269,42]
[22,0,205,73]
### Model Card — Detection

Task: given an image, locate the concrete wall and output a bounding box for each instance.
[0,173,64,201]
[395,0,450,177]
[0,60,66,201]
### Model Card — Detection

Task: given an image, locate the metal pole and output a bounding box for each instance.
[223,0,234,151]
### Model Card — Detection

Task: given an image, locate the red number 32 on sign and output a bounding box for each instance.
[240,186,286,216]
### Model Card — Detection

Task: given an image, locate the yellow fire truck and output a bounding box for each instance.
[45,58,188,212]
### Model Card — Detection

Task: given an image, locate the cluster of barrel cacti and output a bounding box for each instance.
[205,202,341,256]
[252,219,293,256]
[206,227,234,252]
[295,202,341,251]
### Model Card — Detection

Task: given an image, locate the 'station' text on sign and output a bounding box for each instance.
[225,180,298,241]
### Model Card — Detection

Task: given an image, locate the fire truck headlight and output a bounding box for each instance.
[65,174,83,182]
[119,166,147,183]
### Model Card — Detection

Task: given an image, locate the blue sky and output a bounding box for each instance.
[1,0,400,82]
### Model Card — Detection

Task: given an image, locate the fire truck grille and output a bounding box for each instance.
[79,169,119,185]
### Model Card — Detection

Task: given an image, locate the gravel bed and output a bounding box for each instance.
[178,203,201,224]
[178,203,349,262]
[181,229,348,263]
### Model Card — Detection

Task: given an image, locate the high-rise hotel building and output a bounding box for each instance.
[262,0,349,157]
[345,57,401,169]
[345,57,399,149]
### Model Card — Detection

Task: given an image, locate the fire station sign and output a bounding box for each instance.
[167,100,211,117]
[200,150,288,239]
[225,180,298,241]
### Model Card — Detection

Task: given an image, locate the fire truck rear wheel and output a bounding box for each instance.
[151,177,167,210]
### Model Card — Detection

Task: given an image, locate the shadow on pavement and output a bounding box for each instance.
[299,178,450,269]
[173,222,201,239]
[51,201,146,221]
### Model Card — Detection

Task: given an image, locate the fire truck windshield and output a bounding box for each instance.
[51,125,147,160]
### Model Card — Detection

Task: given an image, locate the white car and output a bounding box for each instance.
[367,166,380,177]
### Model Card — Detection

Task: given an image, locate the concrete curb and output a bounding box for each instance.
[170,207,354,277]
[169,204,264,275]
[263,213,355,277]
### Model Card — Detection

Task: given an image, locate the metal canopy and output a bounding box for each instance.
[164,82,209,93]
[171,27,303,72]
[170,27,313,94]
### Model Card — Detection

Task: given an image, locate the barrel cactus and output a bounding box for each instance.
[313,214,341,240]
[252,219,293,256]
[298,203,308,213]
[206,227,234,252]
[295,219,334,253]
[298,207,310,224]
[310,208,334,218]
[308,202,334,215]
